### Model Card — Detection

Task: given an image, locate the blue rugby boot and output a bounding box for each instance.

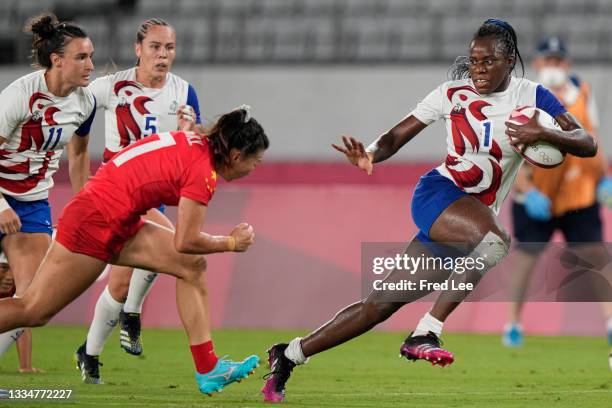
[502,322,523,347]
[195,355,259,396]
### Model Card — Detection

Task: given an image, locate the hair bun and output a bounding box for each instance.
[29,14,58,39]
[236,104,252,123]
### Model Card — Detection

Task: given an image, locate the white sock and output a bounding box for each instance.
[86,286,123,356]
[413,312,444,337]
[0,294,25,357]
[0,328,24,357]
[123,269,157,314]
[284,337,308,365]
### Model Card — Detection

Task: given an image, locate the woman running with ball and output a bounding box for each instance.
[262,19,597,403]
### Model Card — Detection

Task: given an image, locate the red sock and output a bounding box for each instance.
[190,340,218,374]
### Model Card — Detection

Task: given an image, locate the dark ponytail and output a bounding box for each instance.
[207,107,269,167]
[24,12,88,69]
[449,18,525,81]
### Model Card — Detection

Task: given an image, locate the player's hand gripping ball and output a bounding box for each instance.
[506,106,565,168]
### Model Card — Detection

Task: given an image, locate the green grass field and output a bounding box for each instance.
[0,326,610,407]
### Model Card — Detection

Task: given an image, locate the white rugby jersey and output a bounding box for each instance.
[0,70,96,201]
[411,77,566,213]
[89,68,201,162]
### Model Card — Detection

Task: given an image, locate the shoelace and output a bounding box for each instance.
[262,357,292,383]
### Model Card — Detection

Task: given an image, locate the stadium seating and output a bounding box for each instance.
[1,0,612,64]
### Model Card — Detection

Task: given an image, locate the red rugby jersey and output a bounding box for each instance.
[85,131,217,223]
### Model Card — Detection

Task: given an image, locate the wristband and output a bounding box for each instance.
[227,236,236,251]
[0,197,11,213]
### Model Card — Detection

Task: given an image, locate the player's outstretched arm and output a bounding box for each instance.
[364,115,428,163]
[174,197,254,254]
[332,116,428,175]
[506,110,597,157]
[66,133,91,193]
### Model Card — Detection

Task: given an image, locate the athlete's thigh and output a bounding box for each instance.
[143,207,174,230]
[113,221,203,280]
[1,232,52,294]
[106,209,172,298]
[366,236,454,303]
[21,241,106,318]
[430,195,509,245]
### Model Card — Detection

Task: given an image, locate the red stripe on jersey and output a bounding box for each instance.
[473,159,502,206]
[446,162,484,188]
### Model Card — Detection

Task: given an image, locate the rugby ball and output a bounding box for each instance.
[507,106,564,168]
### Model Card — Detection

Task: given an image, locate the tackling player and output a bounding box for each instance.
[0,107,269,396]
[75,17,203,384]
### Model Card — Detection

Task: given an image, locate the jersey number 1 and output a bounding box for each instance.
[482,121,492,148]
[113,132,176,167]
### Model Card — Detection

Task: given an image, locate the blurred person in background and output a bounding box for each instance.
[74,17,203,385]
[503,36,612,369]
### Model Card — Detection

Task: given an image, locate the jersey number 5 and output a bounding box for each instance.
[113,132,176,167]
[143,115,158,136]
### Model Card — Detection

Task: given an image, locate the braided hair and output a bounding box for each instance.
[24,12,88,69]
[450,18,525,81]
[207,107,269,167]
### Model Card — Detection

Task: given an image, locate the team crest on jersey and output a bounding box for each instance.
[114,80,153,148]
[21,93,60,151]
[168,100,178,115]
[0,92,59,193]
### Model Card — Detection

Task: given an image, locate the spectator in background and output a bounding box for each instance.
[504,36,612,369]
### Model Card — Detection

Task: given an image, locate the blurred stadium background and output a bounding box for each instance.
[1,0,611,338]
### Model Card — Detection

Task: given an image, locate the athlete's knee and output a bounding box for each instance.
[180,255,207,284]
[22,301,54,327]
[469,229,511,272]
[108,277,130,302]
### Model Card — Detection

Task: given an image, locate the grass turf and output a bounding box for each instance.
[0,326,610,407]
